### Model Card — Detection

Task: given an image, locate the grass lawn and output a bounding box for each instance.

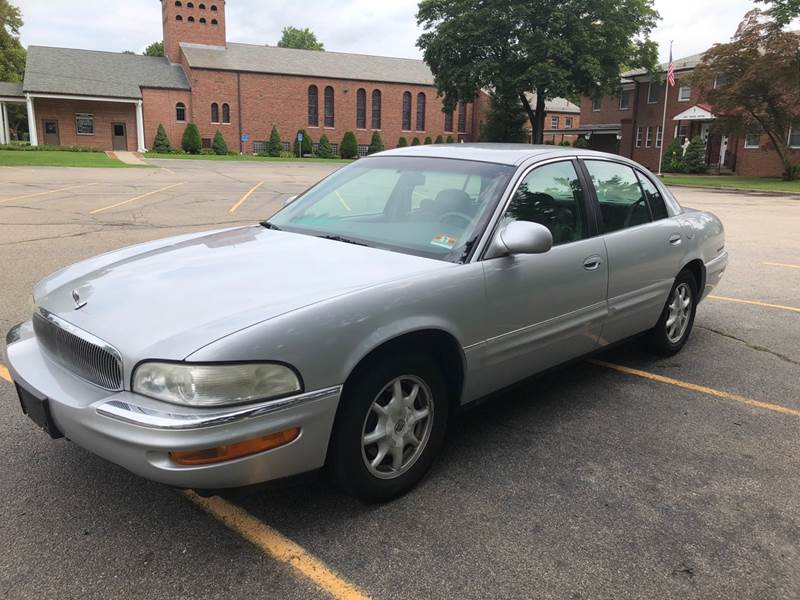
[660,174,800,194]
[144,152,353,164]
[0,150,144,168]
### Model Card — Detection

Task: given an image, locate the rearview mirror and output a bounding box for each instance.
[487,221,553,258]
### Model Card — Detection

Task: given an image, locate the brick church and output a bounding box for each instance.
[0,0,485,154]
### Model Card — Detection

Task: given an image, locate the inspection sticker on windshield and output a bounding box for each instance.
[430,233,458,249]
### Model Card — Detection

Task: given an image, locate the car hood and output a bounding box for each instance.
[34,226,452,360]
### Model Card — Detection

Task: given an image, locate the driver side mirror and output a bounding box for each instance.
[486,221,553,258]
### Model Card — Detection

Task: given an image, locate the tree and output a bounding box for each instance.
[681,136,707,174]
[317,133,333,158]
[181,122,201,154]
[277,26,324,50]
[293,129,312,156]
[660,138,684,173]
[143,41,164,57]
[693,9,800,180]
[153,124,171,153]
[411,137,421,146]
[397,137,409,147]
[417,0,658,143]
[340,131,358,158]
[267,125,283,156]
[212,130,228,155]
[755,0,800,27]
[480,90,528,142]
[446,135,454,143]
[1,0,26,82]
[434,134,444,144]
[368,131,384,154]
[424,136,433,145]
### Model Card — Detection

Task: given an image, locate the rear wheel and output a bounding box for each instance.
[327,353,449,502]
[646,269,698,356]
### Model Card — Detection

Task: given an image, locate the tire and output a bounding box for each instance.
[646,269,698,356]
[326,353,449,502]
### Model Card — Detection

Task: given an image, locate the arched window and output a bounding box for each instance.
[176,102,186,122]
[211,102,219,123]
[187,16,195,22]
[324,86,334,127]
[211,18,218,25]
[199,17,206,24]
[444,109,453,133]
[356,88,366,129]
[175,0,182,6]
[457,101,467,133]
[187,2,194,7]
[175,14,183,21]
[402,92,412,131]
[307,85,318,127]
[222,103,230,124]
[416,93,426,131]
[371,90,381,129]
[210,4,218,10]
[199,3,206,8]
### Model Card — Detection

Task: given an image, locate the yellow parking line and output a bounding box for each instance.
[0,182,100,204]
[589,359,800,418]
[708,295,800,314]
[90,181,187,215]
[764,261,800,270]
[0,365,11,383]
[228,181,264,214]
[182,491,370,600]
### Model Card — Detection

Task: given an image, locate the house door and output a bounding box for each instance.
[112,123,127,151]
[707,133,722,167]
[43,120,59,146]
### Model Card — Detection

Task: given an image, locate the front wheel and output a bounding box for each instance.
[646,270,698,356]
[326,353,449,502]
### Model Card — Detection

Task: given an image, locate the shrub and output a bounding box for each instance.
[340,131,358,158]
[279,150,294,158]
[558,140,571,146]
[446,135,454,143]
[574,136,589,149]
[660,139,684,173]
[681,136,707,174]
[434,134,444,144]
[411,137,421,146]
[267,126,282,157]
[424,136,433,145]
[153,124,171,153]
[170,148,186,155]
[200,148,214,155]
[368,131,384,154]
[212,130,228,155]
[0,144,102,152]
[397,137,408,147]
[181,122,202,154]
[293,129,313,156]
[317,134,333,158]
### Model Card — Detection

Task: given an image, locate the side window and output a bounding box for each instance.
[584,160,651,233]
[636,172,669,220]
[503,161,588,246]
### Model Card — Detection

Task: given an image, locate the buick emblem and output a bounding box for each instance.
[72,289,87,310]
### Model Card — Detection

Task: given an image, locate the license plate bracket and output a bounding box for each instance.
[16,384,64,439]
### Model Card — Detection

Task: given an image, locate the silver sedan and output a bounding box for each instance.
[5,144,727,501]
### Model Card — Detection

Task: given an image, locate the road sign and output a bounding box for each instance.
[241,133,249,142]
[297,132,303,142]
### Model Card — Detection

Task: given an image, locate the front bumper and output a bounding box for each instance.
[4,321,341,489]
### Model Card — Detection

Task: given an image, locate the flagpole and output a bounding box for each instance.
[657,41,673,177]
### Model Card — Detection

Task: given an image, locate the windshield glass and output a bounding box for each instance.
[267,156,515,262]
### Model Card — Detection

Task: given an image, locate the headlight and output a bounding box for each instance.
[132,362,301,407]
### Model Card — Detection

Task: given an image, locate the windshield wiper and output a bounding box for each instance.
[260,220,282,230]
[317,234,369,247]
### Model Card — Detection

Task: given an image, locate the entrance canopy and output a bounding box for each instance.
[0,81,25,145]
[673,104,715,121]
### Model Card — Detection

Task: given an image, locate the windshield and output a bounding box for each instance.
[267,156,515,262]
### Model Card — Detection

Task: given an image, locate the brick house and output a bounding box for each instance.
[577,52,800,177]
[0,0,485,154]
[527,94,581,145]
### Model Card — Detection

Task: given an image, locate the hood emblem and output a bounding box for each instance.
[72,289,87,310]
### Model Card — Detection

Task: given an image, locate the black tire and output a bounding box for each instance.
[326,353,449,503]
[646,269,698,356]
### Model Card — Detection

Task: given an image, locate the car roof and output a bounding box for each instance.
[376,143,622,166]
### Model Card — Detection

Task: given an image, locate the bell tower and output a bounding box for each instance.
[161,0,226,63]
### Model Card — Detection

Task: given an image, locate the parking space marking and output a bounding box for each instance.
[0,365,10,383]
[89,181,187,215]
[182,490,370,600]
[764,261,800,270]
[228,181,264,214]
[589,359,800,418]
[0,182,100,204]
[708,295,800,314]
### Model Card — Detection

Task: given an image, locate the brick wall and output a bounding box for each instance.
[543,111,581,144]
[33,98,137,150]
[141,88,193,149]
[734,136,800,177]
[162,0,226,63]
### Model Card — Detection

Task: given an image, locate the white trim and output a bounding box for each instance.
[646,83,658,104]
[618,91,630,111]
[645,126,653,148]
[677,85,691,102]
[0,96,25,103]
[0,103,6,144]
[135,100,146,152]
[744,129,761,149]
[28,92,139,104]
[635,126,643,148]
[25,94,38,146]
[789,126,800,149]
[672,105,715,121]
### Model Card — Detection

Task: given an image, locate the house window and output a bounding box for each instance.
[591,97,601,111]
[357,144,370,157]
[635,127,643,148]
[619,90,630,110]
[713,74,729,89]
[656,126,663,148]
[789,125,800,148]
[175,102,186,122]
[743,127,761,149]
[645,126,654,148]
[647,83,658,104]
[416,92,426,131]
[324,86,334,127]
[211,102,219,123]
[371,90,381,129]
[676,124,689,142]
[678,84,691,101]
[222,103,230,124]
[457,101,467,133]
[75,113,94,135]
[550,115,559,129]
[402,92,412,130]
[565,117,573,129]
[356,88,366,129]
[307,85,318,127]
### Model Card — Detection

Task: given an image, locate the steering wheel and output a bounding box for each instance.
[438,211,473,228]
[623,198,649,228]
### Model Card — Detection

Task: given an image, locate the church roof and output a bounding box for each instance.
[0,81,24,98]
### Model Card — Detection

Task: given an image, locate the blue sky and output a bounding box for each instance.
[14,0,788,63]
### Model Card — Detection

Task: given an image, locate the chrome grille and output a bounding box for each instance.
[33,310,123,391]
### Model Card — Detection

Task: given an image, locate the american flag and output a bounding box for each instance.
[666,46,676,87]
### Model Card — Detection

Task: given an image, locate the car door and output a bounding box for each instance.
[479,159,608,392]
[580,159,685,345]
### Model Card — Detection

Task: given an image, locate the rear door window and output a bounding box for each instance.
[583,160,651,233]
[636,171,669,220]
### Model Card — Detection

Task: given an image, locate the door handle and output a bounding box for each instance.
[583,256,603,271]
[669,233,683,246]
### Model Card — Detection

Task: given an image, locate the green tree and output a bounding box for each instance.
[446,135,454,143]
[681,137,707,174]
[411,137,421,146]
[417,0,658,143]
[277,26,324,50]
[434,134,444,144]
[317,133,333,158]
[368,131,384,154]
[212,130,228,155]
[181,122,202,154]
[293,129,312,156]
[340,131,358,158]
[1,0,26,82]
[153,124,171,153]
[660,138,684,173]
[266,125,282,156]
[143,41,164,57]
[755,0,800,27]
[423,136,432,144]
[693,9,800,180]
[397,136,409,147]
[480,90,528,142]
[574,136,588,148]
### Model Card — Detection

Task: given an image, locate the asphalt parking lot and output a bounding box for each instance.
[1,158,798,600]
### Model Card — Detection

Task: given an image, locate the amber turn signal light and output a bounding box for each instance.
[170,427,300,466]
